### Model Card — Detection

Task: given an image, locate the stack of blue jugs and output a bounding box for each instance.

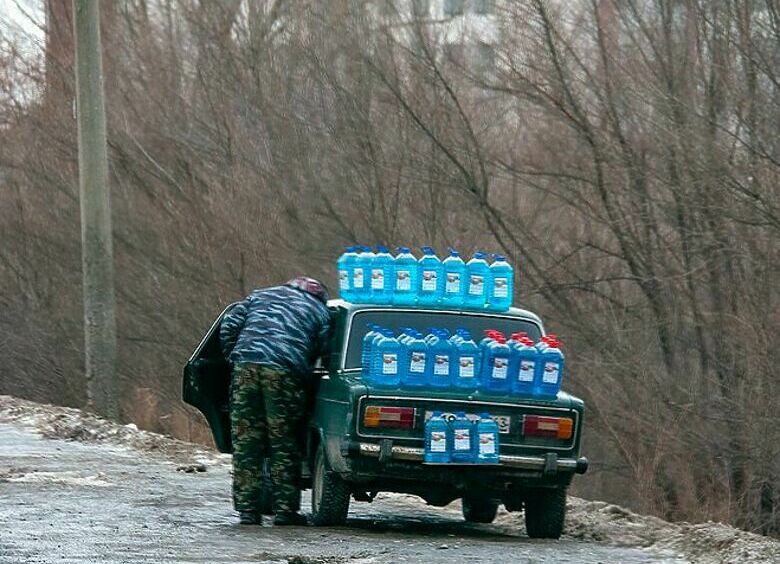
[337,246,514,311]
[423,411,500,464]
[362,326,565,399]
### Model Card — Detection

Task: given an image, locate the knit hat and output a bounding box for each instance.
[285,276,330,303]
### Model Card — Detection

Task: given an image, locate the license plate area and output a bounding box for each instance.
[424,410,511,434]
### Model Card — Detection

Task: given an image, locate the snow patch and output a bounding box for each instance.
[4,470,111,487]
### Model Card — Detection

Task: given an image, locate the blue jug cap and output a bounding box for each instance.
[494,254,506,261]
[421,246,436,255]
[480,412,490,419]
[432,411,442,417]
[473,251,486,259]
[376,245,389,253]
[456,411,466,418]
[397,246,410,253]
[448,247,460,257]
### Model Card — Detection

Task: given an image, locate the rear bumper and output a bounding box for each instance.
[345,440,588,475]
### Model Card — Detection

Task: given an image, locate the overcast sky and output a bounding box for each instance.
[1,0,44,52]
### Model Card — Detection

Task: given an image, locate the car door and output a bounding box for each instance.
[182,303,238,453]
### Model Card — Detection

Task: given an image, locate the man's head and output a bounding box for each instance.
[285,276,330,304]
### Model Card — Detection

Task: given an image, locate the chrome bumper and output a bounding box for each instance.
[354,442,588,474]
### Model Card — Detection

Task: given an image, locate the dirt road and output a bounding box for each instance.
[0,423,686,564]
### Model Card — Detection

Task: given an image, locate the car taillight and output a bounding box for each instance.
[522,415,573,440]
[363,406,416,429]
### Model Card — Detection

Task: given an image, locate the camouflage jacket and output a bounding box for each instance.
[219,285,331,374]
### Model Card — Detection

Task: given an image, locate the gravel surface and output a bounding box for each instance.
[1,395,777,564]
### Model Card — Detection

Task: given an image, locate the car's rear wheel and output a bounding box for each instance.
[311,444,350,526]
[462,496,499,523]
[524,487,567,539]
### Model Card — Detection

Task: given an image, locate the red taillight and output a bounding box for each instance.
[522,415,573,440]
[364,406,416,429]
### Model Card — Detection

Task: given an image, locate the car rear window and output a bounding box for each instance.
[343,310,543,370]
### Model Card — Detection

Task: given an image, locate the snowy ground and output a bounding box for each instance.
[0,395,777,564]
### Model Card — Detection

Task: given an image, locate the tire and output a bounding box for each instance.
[462,496,499,523]
[257,457,274,515]
[310,444,350,526]
[524,487,567,539]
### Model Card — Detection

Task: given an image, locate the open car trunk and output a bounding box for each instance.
[182,304,237,453]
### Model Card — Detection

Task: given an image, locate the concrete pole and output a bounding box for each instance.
[73,0,117,419]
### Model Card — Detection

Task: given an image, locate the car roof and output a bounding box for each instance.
[326,299,544,329]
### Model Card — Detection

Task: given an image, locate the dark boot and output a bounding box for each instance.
[238,510,261,525]
[273,512,307,526]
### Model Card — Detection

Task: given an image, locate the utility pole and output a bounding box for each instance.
[72,0,117,419]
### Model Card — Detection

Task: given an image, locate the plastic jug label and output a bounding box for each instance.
[454,428,471,452]
[493,277,508,298]
[434,355,449,375]
[518,361,535,382]
[396,270,411,291]
[543,362,560,384]
[371,269,384,290]
[421,270,437,291]
[492,358,508,379]
[410,352,426,373]
[459,357,475,378]
[445,273,460,294]
[382,353,398,375]
[353,268,364,289]
[430,431,447,452]
[469,275,484,295]
[479,433,496,455]
[339,270,349,290]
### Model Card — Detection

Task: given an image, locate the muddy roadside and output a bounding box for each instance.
[1,395,777,564]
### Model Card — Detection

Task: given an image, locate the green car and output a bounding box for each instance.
[183,300,588,537]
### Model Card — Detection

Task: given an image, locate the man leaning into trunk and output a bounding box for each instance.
[219,277,331,526]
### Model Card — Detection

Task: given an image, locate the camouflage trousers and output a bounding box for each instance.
[230,363,306,515]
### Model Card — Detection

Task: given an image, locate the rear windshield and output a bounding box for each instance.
[343,310,543,370]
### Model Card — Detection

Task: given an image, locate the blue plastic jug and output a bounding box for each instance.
[401,331,429,389]
[361,324,382,378]
[337,246,358,302]
[427,330,454,390]
[465,252,491,309]
[441,248,466,308]
[510,335,537,397]
[424,411,450,464]
[535,338,564,398]
[487,254,513,311]
[418,247,444,307]
[393,247,419,306]
[352,246,373,303]
[481,334,511,394]
[450,412,476,463]
[475,413,500,464]
[369,331,402,388]
[369,246,394,304]
[453,330,480,392]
